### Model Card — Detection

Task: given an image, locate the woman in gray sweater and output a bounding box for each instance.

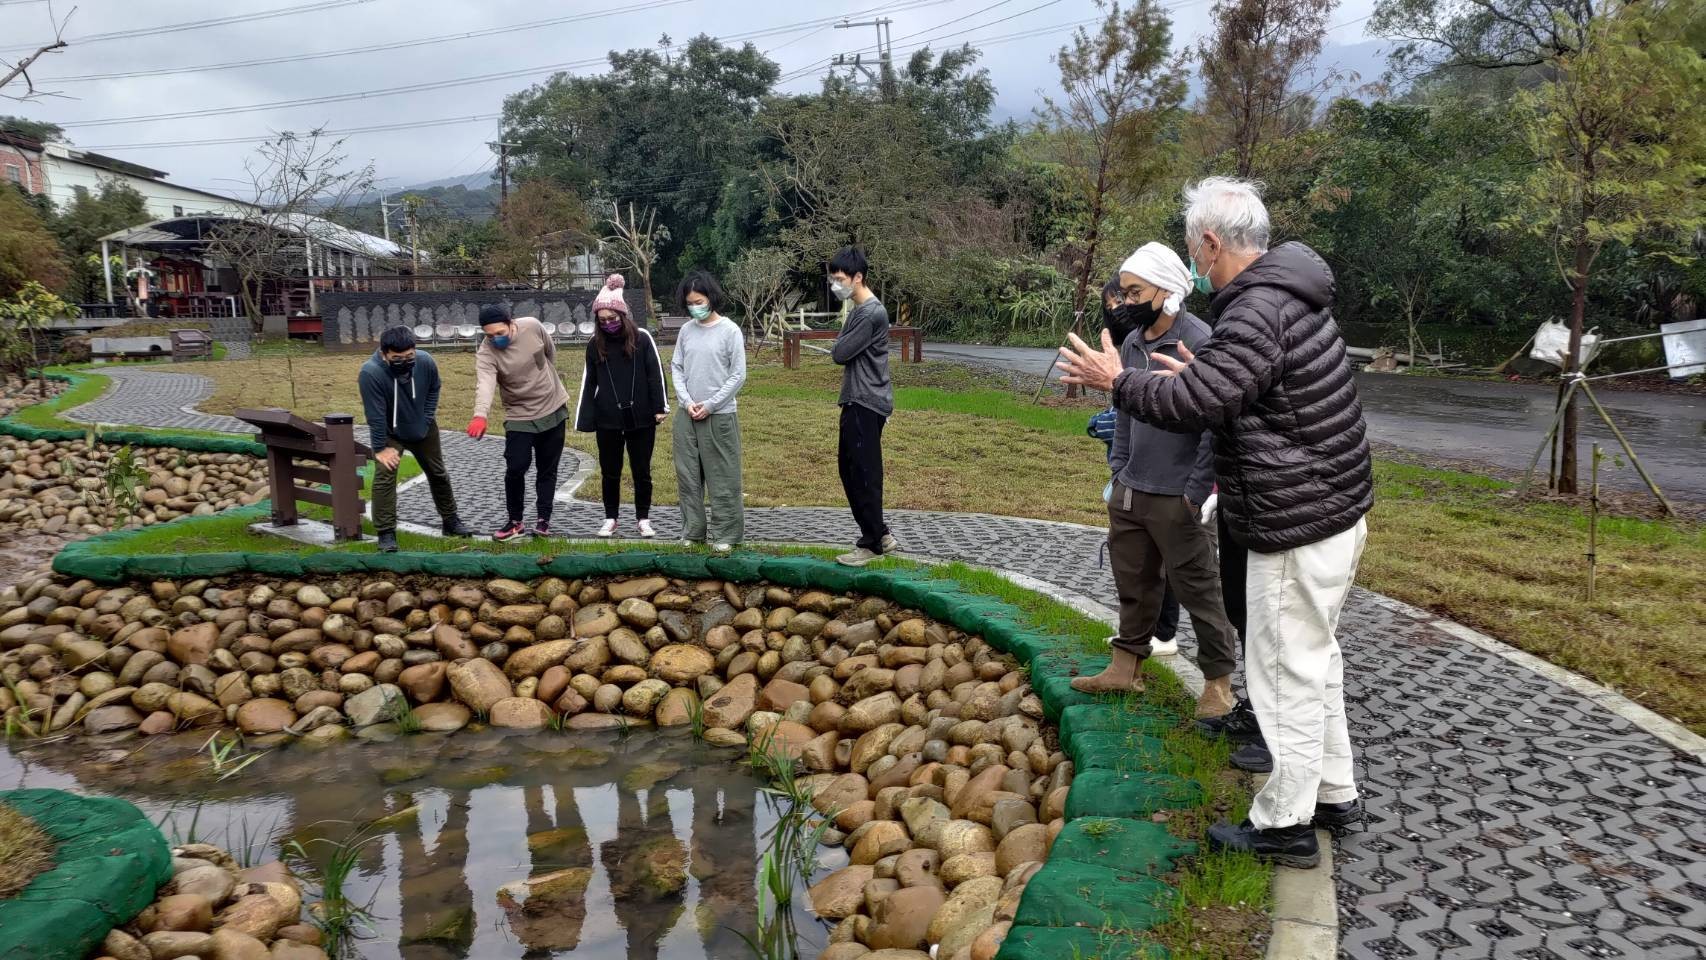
[669,270,746,550]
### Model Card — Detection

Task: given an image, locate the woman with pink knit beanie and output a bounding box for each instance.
[574,273,668,537]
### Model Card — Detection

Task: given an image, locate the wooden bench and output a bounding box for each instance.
[782,326,922,369]
[169,328,212,361]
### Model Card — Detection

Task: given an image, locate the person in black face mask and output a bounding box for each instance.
[1088,276,1185,660]
[358,325,472,552]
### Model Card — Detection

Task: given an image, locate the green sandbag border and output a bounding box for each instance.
[0,788,173,960]
[44,542,1215,955]
[0,371,265,456]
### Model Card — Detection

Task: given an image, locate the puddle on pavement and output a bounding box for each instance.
[1,725,833,959]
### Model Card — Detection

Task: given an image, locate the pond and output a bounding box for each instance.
[1,724,835,959]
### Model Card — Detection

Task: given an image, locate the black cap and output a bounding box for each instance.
[478,304,511,327]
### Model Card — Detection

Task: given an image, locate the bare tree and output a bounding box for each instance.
[603,202,669,316]
[207,131,375,330]
[0,3,74,102]
[1044,0,1188,378]
[1197,0,1341,177]
[726,245,798,343]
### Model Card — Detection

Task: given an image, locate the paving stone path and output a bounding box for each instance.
[62,366,1706,960]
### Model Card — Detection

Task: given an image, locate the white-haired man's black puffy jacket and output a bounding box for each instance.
[1114,241,1373,553]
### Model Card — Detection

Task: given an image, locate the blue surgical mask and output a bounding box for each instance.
[687,304,712,321]
[490,334,511,349]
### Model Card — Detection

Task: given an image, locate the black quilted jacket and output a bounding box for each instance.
[1114,242,1373,553]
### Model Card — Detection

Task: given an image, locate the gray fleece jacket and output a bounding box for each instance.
[831,296,894,417]
[1109,311,1216,505]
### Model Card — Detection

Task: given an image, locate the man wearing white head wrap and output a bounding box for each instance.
[1070,241,1240,726]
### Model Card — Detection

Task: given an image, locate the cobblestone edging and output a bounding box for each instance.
[54,365,1706,960]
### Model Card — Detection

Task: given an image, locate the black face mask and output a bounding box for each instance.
[1106,305,1138,347]
[387,357,415,377]
[1126,298,1164,333]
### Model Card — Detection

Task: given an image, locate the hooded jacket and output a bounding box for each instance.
[358,348,440,450]
[1113,242,1373,552]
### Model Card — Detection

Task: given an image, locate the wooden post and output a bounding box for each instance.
[266,446,299,528]
[1587,443,1600,601]
[324,413,364,542]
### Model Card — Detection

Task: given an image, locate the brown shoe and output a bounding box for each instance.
[1196,674,1235,720]
[1071,647,1146,695]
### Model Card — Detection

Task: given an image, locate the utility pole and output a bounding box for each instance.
[378,193,392,243]
[489,139,521,203]
[832,17,894,98]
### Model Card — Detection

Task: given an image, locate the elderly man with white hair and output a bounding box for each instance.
[1069,242,1240,725]
[1058,177,1374,869]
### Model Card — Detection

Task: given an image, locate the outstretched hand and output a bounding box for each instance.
[1055,329,1124,393]
[1150,340,1195,377]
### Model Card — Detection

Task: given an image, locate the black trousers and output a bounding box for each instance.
[837,403,889,550]
[1218,506,1248,653]
[596,426,656,520]
[1154,583,1181,643]
[503,419,566,524]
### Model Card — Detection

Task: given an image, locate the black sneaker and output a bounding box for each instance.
[376,530,399,553]
[1206,819,1320,869]
[442,517,473,537]
[1196,698,1262,743]
[1230,740,1273,773]
[1314,798,1366,832]
[493,521,525,541]
[533,518,551,537]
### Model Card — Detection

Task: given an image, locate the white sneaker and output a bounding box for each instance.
[712,543,733,553]
[596,519,617,538]
[637,519,657,538]
[1149,637,1179,656]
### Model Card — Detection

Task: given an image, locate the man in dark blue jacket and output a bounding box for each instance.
[358,326,472,551]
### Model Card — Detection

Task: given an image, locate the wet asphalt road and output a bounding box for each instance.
[926,342,1706,501]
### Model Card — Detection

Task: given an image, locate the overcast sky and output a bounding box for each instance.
[3,0,1386,198]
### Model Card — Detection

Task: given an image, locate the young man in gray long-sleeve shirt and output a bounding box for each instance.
[1071,246,1239,722]
[828,247,899,567]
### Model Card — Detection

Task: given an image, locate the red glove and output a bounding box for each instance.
[466,416,487,439]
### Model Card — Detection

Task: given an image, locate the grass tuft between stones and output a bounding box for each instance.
[0,801,56,899]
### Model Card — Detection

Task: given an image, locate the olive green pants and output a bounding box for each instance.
[371,425,458,533]
[672,409,743,545]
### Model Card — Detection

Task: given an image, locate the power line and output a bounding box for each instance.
[38,0,697,84]
[83,114,505,151]
[4,0,377,54]
[779,0,1067,84]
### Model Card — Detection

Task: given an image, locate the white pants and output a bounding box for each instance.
[1246,517,1367,829]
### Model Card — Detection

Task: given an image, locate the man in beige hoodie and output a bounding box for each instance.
[467,303,571,540]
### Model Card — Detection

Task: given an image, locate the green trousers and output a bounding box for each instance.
[672,409,743,544]
[371,425,459,533]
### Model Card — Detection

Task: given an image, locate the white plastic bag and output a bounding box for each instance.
[1530,320,1599,369]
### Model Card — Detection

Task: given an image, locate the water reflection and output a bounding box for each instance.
[1,726,819,959]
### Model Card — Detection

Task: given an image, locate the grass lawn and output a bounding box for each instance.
[186,347,1706,733]
[0,802,54,899]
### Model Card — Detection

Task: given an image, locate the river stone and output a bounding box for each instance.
[808,864,874,919]
[607,577,667,602]
[414,701,471,732]
[491,604,546,628]
[701,672,757,729]
[929,875,1003,956]
[759,677,811,712]
[447,659,511,713]
[785,611,828,638]
[398,662,446,702]
[150,893,214,933]
[995,823,1050,876]
[650,644,715,684]
[573,603,619,636]
[614,678,665,717]
[344,683,404,726]
[486,579,533,603]
[54,636,109,670]
[841,692,902,734]
[208,928,269,960]
[616,597,658,629]
[173,864,236,904]
[214,893,288,940]
[503,639,575,679]
[653,687,698,726]
[866,884,944,951]
[168,691,222,726]
[894,848,941,888]
[433,624,477,660]
[563,635,611,674]
[235,698,297,734]
[139,710,176,735]
[936,820,995,861]
[490,697,553,730]
[140,931,214,959]
[167,622,219,666]
[940,852,999,885]
[607,629,650,666]
[84,704,144,733]
[850,821,911,865]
